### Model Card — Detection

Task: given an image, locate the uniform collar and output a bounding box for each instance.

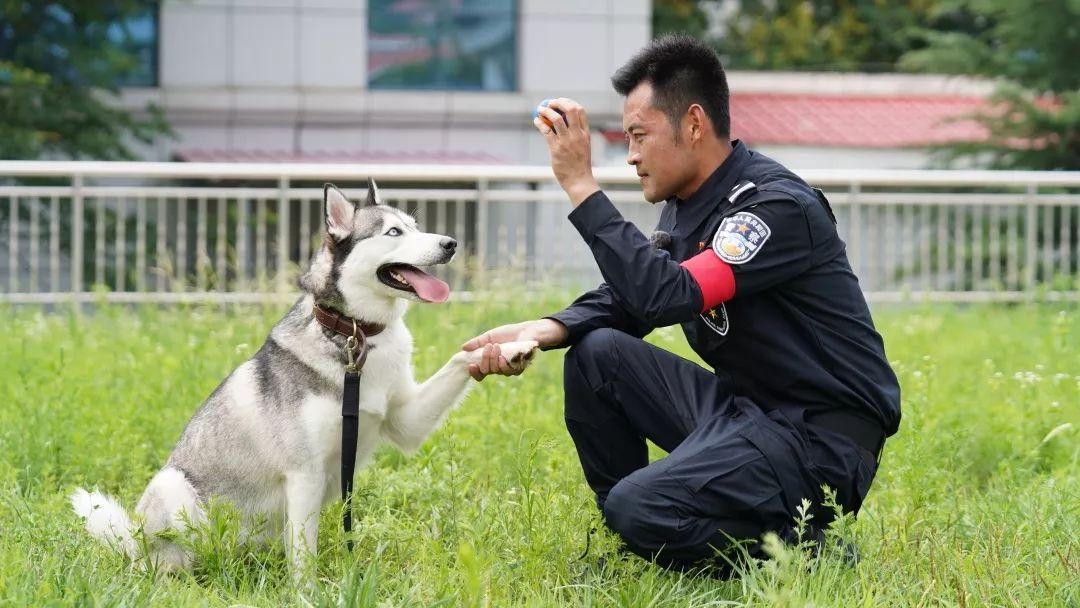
[671,140,750,237]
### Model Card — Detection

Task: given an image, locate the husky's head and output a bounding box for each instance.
[300,181,457,312]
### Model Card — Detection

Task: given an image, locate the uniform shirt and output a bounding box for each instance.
[548,141,901,436]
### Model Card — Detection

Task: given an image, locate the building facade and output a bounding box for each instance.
[119,0,650,166]
[113,1,993,170]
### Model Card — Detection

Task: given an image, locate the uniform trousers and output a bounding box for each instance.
[563,328,879,569]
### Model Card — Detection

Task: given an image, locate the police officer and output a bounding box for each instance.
[462,34,901,571]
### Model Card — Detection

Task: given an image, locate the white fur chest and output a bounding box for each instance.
[348,321,413,418]
[273,311,413,415]
[294,322,411,480]
[285,317,410,444]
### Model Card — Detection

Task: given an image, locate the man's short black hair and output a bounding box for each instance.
[612,34,730,139]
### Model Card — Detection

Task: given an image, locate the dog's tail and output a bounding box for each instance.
[70,487,138,558]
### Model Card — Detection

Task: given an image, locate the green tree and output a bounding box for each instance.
[0,1,171,160]
[653,0,711,39]
[900,0,1080,169]
[718,0,949,72]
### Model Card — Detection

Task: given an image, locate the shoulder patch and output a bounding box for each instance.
[712,211,771,264]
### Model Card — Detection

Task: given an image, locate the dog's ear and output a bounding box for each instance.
[324,183,356,241]
[364,179,381,207]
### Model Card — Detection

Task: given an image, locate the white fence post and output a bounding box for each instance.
[71,174,84,298]
[848,181,862,282]
[476,177,489,274]
[277,175,290,294]
[7,195,16,294]
[1025,183,1038,299]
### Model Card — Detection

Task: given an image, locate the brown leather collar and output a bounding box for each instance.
[313,302,386,341]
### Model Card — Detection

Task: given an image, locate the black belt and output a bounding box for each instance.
[805,409,884,462]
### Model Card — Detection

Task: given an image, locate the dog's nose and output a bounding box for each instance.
[440,238,457,252]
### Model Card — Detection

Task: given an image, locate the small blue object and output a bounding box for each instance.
[533,98,568,127]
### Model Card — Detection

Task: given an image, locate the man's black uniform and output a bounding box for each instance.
[547,141,901,568]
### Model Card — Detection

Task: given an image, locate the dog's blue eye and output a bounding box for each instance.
[386,227,402,237]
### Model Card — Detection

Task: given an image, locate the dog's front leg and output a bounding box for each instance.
[381,354,473,452]
[284,472,324,583]
[382,341,537,452]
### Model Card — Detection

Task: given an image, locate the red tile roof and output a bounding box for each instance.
[603,93,990,148]
[175,149,506,164]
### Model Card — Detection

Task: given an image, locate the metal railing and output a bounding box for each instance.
[1,161,1078,304]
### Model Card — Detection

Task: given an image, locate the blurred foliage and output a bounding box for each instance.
[900,0,1080,169]
[0,1,171,160]
[721,0,951,72]
[654,0,1080,169]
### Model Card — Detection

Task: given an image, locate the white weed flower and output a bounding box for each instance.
[1013,371,1041,386]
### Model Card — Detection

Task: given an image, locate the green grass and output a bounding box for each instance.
[1,296,1078,606]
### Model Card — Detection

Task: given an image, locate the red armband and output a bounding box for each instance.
[680,249,736,311]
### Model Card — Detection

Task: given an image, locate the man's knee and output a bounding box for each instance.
[603,473,762,569]
[602,478,672,552]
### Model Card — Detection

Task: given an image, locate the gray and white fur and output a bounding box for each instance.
[71,181,537,580]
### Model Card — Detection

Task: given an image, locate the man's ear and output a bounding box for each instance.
[324,183,356,241]
[686,104,708,143]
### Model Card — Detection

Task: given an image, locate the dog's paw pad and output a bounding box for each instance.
[508,350,532,364]
[501,340,539,365]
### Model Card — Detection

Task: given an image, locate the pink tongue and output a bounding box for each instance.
[398,267,450,303]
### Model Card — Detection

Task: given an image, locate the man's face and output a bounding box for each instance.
[623,82,695,203]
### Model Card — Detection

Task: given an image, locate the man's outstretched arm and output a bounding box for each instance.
[460,318,565,381]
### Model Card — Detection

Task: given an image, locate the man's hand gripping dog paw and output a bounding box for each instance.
[459,340,538,381]
[461,319,565,381]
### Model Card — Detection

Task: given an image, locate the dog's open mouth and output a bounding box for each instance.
[377,263,450,303]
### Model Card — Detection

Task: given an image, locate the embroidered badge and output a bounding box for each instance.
[712,212,770,264]
[700,303,729,336]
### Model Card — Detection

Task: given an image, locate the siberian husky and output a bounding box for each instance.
[71,181,537,578]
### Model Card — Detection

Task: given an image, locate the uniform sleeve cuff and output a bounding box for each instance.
[567,190,618,244]
[539,314,574,350]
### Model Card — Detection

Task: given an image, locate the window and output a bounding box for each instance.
[109,5,159,87]
[368,0,517,92]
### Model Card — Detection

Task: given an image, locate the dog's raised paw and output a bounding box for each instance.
[462,340,538,368]
[501,340,539,365]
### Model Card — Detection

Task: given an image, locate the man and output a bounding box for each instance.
[462,34,901,571]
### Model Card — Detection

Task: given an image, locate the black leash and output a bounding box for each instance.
[311,303,384,552]
[341,330,369,552]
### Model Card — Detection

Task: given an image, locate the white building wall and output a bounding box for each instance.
[123,0,652,164]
